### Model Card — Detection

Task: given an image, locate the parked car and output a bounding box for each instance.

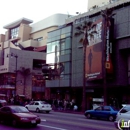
[0,105,41,127]
[84,106,118,121]
[114,104,130,129]
[25,101,52,113]
[0,100,7,108]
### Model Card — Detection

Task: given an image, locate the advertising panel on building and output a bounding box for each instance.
[85,19,103,81]
[85,18,114,81]
[105,18,114,78]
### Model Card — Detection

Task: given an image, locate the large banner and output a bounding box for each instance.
[85,18,114,81]
[85,19,103,81]
[105,18,114,78]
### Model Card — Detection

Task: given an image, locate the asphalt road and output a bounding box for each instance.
[0,111,117,130]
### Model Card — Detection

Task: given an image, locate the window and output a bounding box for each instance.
[47,41,60,53]
[65,37,71,49]
[61,26,71,34]
[29,101,34,105]
[95,107,102,110]
[10,27,19,39]
[33,59,45,70]
[120,106,130,113]
[1,107,8,112]
[103,106,110,111]
[35,102,39,105]
[34,37,43,41]
[60,40,65,55]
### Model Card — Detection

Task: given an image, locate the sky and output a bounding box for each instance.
[0,0,88,34]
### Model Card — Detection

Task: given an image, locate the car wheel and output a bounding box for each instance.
[32,123,37,127]
[36,108,40,113]
[46,111,50,113]
[12,119,17,127]
[86,113,91,119]
[0,118,3,124]
[108,115,114,121]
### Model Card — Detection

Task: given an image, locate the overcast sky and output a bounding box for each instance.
[0,0,88,34]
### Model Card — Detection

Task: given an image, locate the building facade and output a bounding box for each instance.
[0,14,68,100]
[44,0,130,109]
[46,24,73,100]
[69,0,130,108]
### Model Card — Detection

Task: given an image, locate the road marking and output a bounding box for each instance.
[41,119,46,121]
[40,118,115,130]
[38,124,67,130]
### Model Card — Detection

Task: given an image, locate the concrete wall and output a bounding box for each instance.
[1,48,46,98]
[18,23,32,43]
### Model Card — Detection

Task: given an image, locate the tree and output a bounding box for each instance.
[101,8,115,105]
[75,21,96,111]
[18,67,33,95]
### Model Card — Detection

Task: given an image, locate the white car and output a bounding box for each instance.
[114,105,130,129]
[25,101,52,113]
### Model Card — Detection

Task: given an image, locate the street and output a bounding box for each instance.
[0,111,117,130]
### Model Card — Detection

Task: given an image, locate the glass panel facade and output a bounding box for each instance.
[65,37,71,49]
[47,25,72,80]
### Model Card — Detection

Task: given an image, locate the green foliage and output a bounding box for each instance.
[101,8,115,26]
[74,20,96,46]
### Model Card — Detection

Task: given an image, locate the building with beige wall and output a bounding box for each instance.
[0,13,68,100]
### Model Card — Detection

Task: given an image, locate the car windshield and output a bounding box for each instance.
[11,106,29,113]
[120,106,130,113]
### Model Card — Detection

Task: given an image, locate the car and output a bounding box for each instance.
[84,105,118,121]
[0,105,41,127]
[0,100,7,108]
[114,104,130,129]
[25,101,52,113]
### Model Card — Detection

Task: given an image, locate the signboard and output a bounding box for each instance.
[105,18,114,78]
[0,67,8,73]
[86,19,103,81]
[85,18,114,81]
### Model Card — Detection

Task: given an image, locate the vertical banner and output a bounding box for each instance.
[85,18,114,81]
[86,19,103,81]
[106,18,114,78]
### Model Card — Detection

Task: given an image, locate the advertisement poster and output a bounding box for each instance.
[85,18,114,81]
[85,19,103,81]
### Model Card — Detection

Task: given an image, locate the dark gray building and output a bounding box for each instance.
[45,0,130,109]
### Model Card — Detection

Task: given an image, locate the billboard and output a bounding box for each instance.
[85,19,103,81]
[85,18,114,81]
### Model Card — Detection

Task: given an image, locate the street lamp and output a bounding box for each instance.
[7,53,18,96]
